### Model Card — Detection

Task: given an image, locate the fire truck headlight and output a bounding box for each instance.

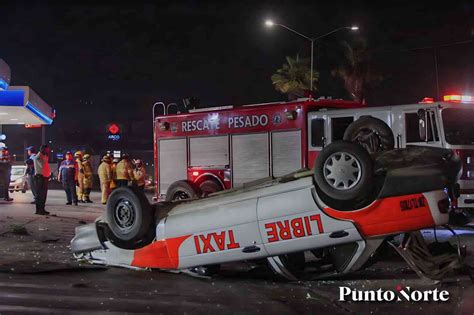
[467,156,472,165]
[285,110,297,120]
[160,122,170,131]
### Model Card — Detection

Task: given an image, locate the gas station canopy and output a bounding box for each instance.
[0,86,54,125]
[0,58,54,126]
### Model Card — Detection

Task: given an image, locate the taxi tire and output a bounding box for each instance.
[343,116,394,153]
[166,180,202,201]
[106,186,153,243]
[314,141,373,202]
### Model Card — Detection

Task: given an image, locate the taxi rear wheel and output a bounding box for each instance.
[314,141,373,202]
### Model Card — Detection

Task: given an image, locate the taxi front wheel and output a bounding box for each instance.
[106,186,153,243]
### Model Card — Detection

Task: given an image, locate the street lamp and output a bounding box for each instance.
[265,20,359,97]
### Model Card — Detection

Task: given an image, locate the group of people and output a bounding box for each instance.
[23,146,147,215]
[57,150,94,206]
[98,153,147,204]
[59,151,147,205]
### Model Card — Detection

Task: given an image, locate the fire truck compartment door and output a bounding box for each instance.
[232,133,270,187]
[190,135,229,167]
[272,130,302,177]
[257,177,360,256]
[162,192,265,268]
[159,138,187,195]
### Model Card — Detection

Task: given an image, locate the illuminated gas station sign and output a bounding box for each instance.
[107,123,121,141]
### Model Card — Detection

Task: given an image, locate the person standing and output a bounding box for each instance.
[31,145,51,215]
[82,154,94,203]
[74,151,85,203]
[25,146,37,204]
[98,155,112,204]
[133,159,147,193]
[58,151,78,205]
[115,154,133,187]
[0,147,13,201]
[110,158,119,191]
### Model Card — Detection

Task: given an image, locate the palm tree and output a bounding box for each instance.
[271,55,319,99]
[331,40,383,104]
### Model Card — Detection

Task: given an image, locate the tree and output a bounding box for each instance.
[271,55,319,99]
[331,40,383,104]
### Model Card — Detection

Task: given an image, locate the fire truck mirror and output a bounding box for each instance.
[417,108,427,141]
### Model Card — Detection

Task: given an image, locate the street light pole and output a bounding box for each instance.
[265,20,358,98]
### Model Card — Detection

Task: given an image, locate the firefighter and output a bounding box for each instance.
[82,154,94,203]
[110,158,119,190]
[98,155,112,204]
[75,151,85,203]
[133,159,147,192]
[0,147,13,201]
[115,154,133,187]
[58,151,78,205]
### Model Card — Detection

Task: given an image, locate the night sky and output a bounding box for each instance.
[1,0,473,153]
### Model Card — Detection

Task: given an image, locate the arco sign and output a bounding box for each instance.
[107,123,121,141]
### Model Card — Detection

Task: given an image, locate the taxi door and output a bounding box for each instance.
[257,177,361,256]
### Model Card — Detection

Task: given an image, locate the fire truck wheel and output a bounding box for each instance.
[314,141,373,202]
[106,186,153,243]
[166,180,202,201]
[343,116,394,153]
[199,179,223,197]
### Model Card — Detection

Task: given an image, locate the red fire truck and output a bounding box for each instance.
[153,95,474,209]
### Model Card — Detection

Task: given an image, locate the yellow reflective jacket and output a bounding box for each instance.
[76,158,85,180]
[82,161,94,188]
[98,162,112,183]
[116,160,134,181]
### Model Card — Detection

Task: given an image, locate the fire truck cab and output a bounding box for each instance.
[153,95,474,209]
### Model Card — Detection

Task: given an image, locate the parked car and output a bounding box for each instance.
[9,165,28,193]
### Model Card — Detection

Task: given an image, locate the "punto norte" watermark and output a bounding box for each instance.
[339,286,450,302]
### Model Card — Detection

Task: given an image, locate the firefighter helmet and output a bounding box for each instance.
[74,151,83,158]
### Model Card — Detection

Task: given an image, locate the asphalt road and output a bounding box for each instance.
[0,190,473,314]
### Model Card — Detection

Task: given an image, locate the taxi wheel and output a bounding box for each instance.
[106,186,153,243]
[343,116,394,154]
[166,180,202,201]
[314,141,373,202]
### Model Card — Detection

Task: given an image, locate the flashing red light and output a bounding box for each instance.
[443,94,474,103]
[420,97,434,103]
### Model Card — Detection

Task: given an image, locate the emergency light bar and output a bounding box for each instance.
[443,94,474,103]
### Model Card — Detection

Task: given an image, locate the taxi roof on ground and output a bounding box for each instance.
[0,86,53,125]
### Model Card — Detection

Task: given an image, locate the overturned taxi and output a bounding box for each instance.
[71,141,463,280]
